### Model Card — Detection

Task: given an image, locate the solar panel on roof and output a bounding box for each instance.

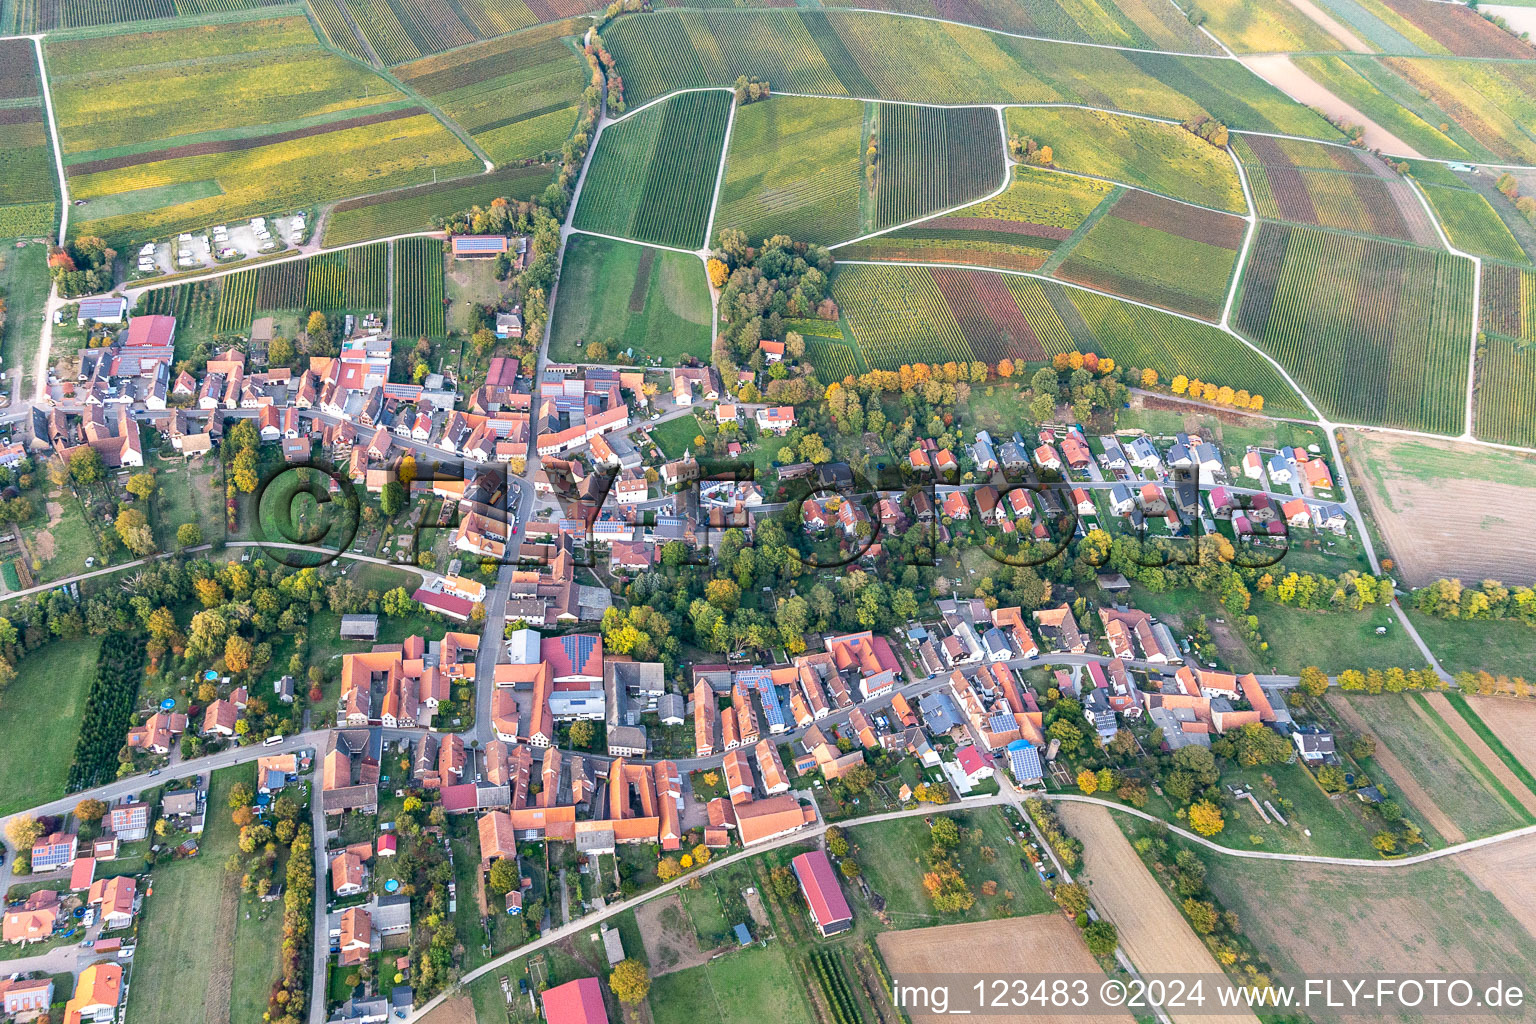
[562,634,597,673]
[453,236,508,252]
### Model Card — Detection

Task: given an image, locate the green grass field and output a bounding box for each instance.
[849,807,1053,928]
[604,10,1342,140]
[1193,838,1536,984]
[1332,693,1532,839]
[0,242,51,393]
[323,165,556,247]
[1420,183,1528,264]
[716,95,865,247]
[229,766,292,1024]
[125,767,243,1024]
[573,90,731,250]
[649,940,817,1024]
[1005,107,1244,213]
[0,638,99,815]
[1403,611,1536,679]
[548,233,710,364]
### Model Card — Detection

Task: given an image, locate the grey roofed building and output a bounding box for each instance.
[339,614,379,641]
[327,995,388,1023]
[657,692,686,725]
[1147,703,1210,749]
[274,674,296,702]
[1006,740,1042,784]
[981,626,1012,661]
[602,926,625,966]
[577,585,613,620]
[373,894,412,934]
[1151,622,1184,663]
[918,691,965,734]
[1292,727,1336,762]
[606,724,648,756]
[1083,688,1118,741]
[390,987,414,1019]
[575,823,615,855]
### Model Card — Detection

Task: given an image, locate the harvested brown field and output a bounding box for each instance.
[65,107,423,176]
[876,916,1133,1024]
[417,995,475,1024]
[635,892,711,976]
[1345,431,1536,588]
[1329,693,1466,843]
[1424,692,1536,815]
[1200,848,1536,1018]
[1455,832,1536,941]
[1469,697,1536,775]
[1057,803,1258,1024]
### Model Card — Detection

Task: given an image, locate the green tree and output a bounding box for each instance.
[125,472,156,499]
[69,446,105,484]
[1297,665,1329,698]
[930,816,961,849]
[488,858,518,895]
[176,522,203,548]
[569,719,596,748]
[380,481,405,517]
[1083,920,1118,956]
[1054,881,1090,917]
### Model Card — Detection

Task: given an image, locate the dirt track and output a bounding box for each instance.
[1239,55,1423,158]
[1330,694,1467,843]
[1058,802,1259,1024]
[1423,693,1536,815]
[877,916,1134,1024]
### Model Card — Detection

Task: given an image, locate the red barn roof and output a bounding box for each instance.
[791,849,852,933]
[542,976,608,1024]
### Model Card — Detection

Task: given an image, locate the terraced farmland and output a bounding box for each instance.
[873,104,1003,231]
[716,95,865,247]
[1370,0,1536,58]
[603,10,1341,139]
[323,164,556,247]
[835,165,1114,271]
[1054,189,1245,321]
[46,14,478,244]
[832,0,1220,50]
[1235,222,1473,433]
[1419,184,1528,265]
[548,233,711,364]
[392,237,446,339]
[573,90,731,251]
[1234,134,1434,245]
[394,20,590,165]
[0,41,58,239]
[1004,107,1244,214]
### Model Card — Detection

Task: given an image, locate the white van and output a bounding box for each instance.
[264,734,285,746]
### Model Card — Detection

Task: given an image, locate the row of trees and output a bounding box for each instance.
[1411,577,1536,625]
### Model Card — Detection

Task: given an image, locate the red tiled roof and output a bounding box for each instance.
[791,850,852,930]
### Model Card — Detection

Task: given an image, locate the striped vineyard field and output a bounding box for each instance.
[804,335,863,383]
[323,164,555,246]
[1480,262,1535,342]
[930,266,1047,363]
[1235,222,1472,433]
[309,0,372,61]
[874,104,1003,232]
[393,236,446,339]
[214,268,257,335]
[1474,336,1536,448]
[3,0,285,32]
[136,279,219,339]
[833,263,977,370]
[304,243,388,313]
[573,90,731,250]
[343,0,423,63]
[1066,287,1309,417]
